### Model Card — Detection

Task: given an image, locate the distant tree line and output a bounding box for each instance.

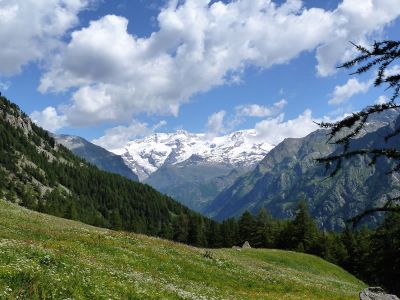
[218,202,400,295]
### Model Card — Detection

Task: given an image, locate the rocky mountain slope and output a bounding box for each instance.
[111,130,272,211]
[56,134,139,181]
[145,160,245,212]
[205,110,400,230]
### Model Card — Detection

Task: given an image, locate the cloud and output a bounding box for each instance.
[235,100,287,117]
[0,80,11,91]
[384,64,400,77]
[0,0,92,76]
[328,78,372,105]
[251,110,319,146]
[206,110,226,135]
[204,106,338,147]
[92,120,167,151]
[376,95,389,105]
[316,0,400,76]
[30,106,67,132]
[37,0,400,127]
[93,108,347,151]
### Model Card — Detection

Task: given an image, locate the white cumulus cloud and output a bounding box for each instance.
[206,110,226,136]
[92,120,167,151]
[316,0,400,76]
[235,100,287,117]
[0,0,92,76]
[251,110,319,146]
[328,78,372,105]
[384,64,400,77]
[36,0,400,128]
[376,95,389,105]
[30,106,67,132]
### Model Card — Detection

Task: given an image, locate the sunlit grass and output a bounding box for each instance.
[0,200,365,299]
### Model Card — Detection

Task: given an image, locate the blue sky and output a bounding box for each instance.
[1,0,399,150]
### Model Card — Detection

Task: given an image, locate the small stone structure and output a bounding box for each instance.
[242,241,251,248]
[359,287,399,300]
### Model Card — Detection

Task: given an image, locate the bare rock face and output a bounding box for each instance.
[360,287,399,300]
[242,241,251,249]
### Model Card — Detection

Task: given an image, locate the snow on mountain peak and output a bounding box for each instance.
[112,129,273,181]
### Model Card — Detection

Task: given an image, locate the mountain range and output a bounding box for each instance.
[0,95,216,243]
[204,110,400,230]
[93,109,399,230]
[44,103,400,231]
[113,130,272,181]
[111,130,272,211]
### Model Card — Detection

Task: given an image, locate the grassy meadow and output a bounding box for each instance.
[0,200,365,299]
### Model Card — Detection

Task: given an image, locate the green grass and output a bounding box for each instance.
[0,200,366,299]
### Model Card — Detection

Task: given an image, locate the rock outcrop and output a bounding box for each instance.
[242,241,251,248]
[360,287,399,300]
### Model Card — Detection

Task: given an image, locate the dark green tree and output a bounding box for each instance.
[188,215,205,246]
[65,202,78,220]
[285,201,318,253]
[369,212,400,294]
[254,208,276,248]
[110,209,123,230]
[173,213,189,243]
[207,221,222,248]
[238,211,256,245]
[220,218,239,247]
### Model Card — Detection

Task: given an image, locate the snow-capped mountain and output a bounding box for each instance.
[112,130,273,181]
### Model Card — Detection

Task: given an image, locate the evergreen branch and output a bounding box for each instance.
[348,205,400,228]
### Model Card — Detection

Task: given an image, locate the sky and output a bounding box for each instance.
[0,0,400,150]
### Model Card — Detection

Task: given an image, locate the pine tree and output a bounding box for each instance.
[369,213,400,294]
[173,213,189,243]
[238,211,256,245]
[254,208,276,248]
[65,202,78,220]
[207,221,222,248]
[188,215,204,246]
[220,218,239,247]
[286,201,318,253]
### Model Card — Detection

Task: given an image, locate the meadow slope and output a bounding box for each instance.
[0,200,365,299]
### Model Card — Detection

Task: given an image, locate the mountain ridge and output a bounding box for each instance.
[205,109,400,230]
[111,129,272,181]
[0,95,219,245]
[56,134,139,181]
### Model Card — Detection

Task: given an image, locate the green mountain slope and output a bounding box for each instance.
[0,199,365,299]
[0,96,217,245]
[206,112,400,230]
[56,134,139,181]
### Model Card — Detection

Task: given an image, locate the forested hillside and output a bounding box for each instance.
[0,96,219,246]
